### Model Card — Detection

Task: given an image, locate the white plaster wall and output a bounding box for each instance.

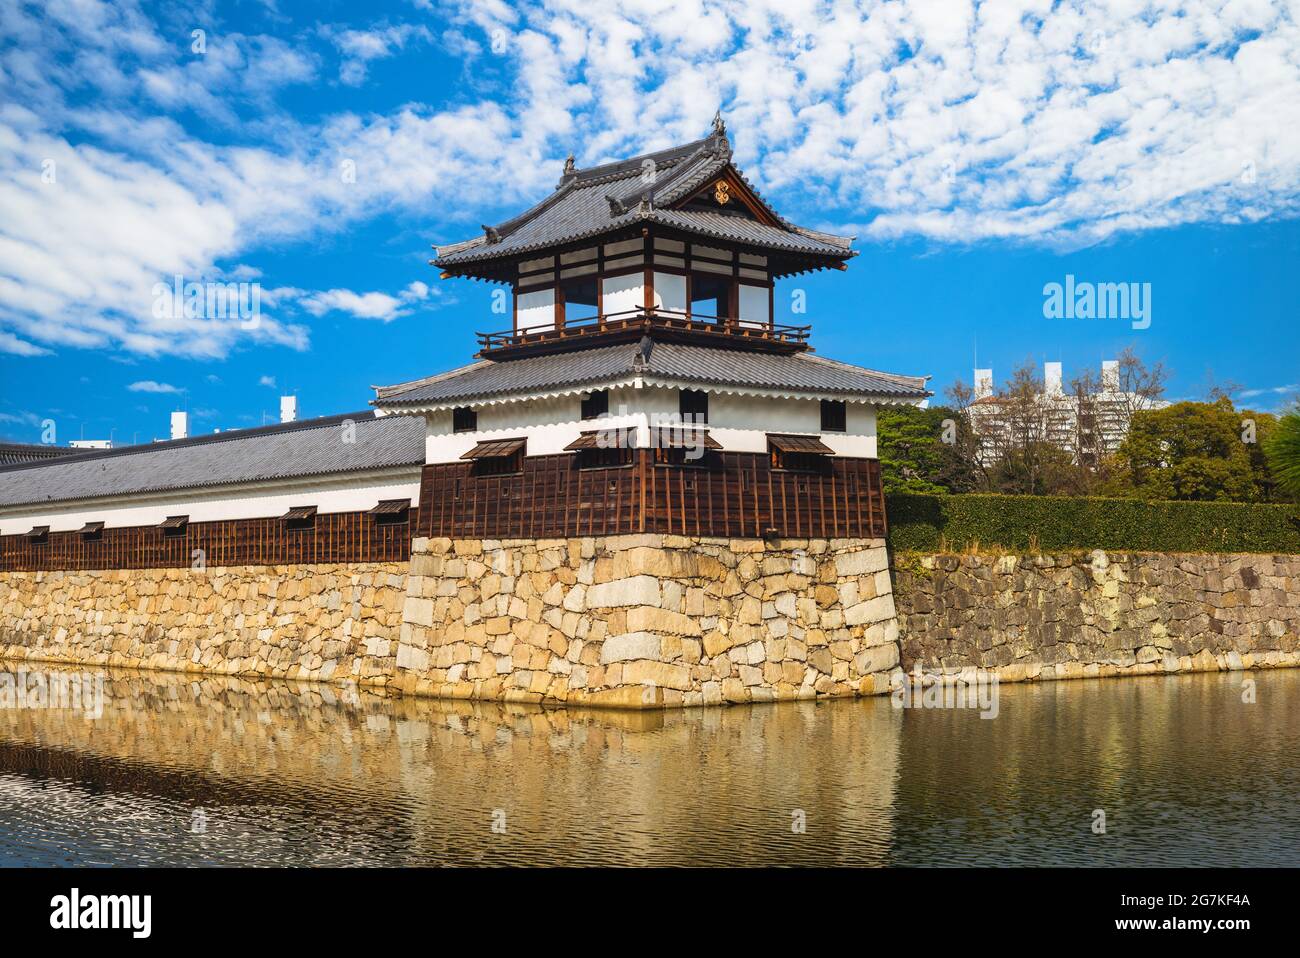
[706,392,875,457]
[422,386,876,462]
[601,274,643,316]
[0,468,420,536]
[652,272,687,312]
[737,283,770,328]
[516,288,555,332]
[425,388,644,461]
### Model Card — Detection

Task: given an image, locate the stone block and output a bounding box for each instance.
[627,606,701,636]
[835,548,889,577]
[586,576,662,609]
[600,631,664,664]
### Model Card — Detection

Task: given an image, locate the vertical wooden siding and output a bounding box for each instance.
[419,453,886,540]
[0,509,416,572]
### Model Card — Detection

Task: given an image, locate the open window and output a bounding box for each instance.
[79,521,104,541]
[461,437,525,475]
[559,274,599,325]
[768,433,834,473]
[689,272,731,323]
[368,499,411,527]
[160,515,189,539]
[281,505,317,531]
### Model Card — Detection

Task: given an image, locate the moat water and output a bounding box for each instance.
[0,664,1296,866]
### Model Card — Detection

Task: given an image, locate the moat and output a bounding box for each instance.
[1,665,1297,866]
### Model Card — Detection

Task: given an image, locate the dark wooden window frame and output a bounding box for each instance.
[678,388,709,424]
[452,406,478,433]
[820,399,847,432]
[580,389,610,420]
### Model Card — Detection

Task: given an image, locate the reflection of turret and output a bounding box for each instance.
[0,664,901,866]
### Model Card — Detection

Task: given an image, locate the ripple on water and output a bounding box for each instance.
[1,667,1298,866]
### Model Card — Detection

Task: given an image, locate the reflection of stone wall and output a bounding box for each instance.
[0,535,903,709]
[395,535,900,708]
[896,551,1300,681]
[0,667,903,866]
[0,564,408,684]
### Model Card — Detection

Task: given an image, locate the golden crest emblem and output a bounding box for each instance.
[714,180,730,205]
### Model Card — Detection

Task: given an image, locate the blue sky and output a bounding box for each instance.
[1,0,1298,445]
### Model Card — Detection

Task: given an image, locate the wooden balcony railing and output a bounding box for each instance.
[476,308,811,357]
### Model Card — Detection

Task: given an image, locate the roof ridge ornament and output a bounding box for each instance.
[482,225,501,244]
[633,335,654,369]
[710,110,731,157]
[605,193,627,216]
[557,152,578,188]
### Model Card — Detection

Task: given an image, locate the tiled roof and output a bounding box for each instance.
[0,442,80,466]
[434,121,854,269]
[374,338,930,407]
[0,412,425,509]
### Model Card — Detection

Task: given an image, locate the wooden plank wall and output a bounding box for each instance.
[419,453,886,540]
[0,509,416,573]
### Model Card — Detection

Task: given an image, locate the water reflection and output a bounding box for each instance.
[0,665,1296,866]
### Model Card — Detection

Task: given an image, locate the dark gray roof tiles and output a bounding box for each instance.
[434,125,854,268]
[0,442,80,466]
[374,339,930,407]
[0,412,425,509]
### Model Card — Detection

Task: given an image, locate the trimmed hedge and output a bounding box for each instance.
[886,493,1300,554]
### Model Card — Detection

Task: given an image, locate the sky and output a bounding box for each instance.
[1,0,1298,446]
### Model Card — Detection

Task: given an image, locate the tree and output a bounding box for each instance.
[876,404,980,494]
[1117,399,1257,501]
[1108,345,1170,436]
[1264,404,1300,500]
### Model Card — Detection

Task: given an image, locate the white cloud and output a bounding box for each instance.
[0,329,50,355]
[297,280,438,321]
[127,380,183,394]
[0,410,42,427]
[259,375,277,388]
[1241,382,1300,397]
[326,23,432,85]
[1,0,1299,366]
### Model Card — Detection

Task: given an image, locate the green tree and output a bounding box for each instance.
[876,404,979,494]
[1264,404,1300,500]
[1117,399,1256,502]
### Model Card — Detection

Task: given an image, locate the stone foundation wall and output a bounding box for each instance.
[895,550,1300,681]
[394,535,899,708]
[6,543,1297,705]
[0,564,409,683]
[0,535,901,708]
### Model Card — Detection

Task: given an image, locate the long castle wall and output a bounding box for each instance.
[894,550,1300,680]
[6,541,1297,707]
[0,536,900,707]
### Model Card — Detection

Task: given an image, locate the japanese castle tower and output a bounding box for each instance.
[0,117,929,709]
[373,114,929,542]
